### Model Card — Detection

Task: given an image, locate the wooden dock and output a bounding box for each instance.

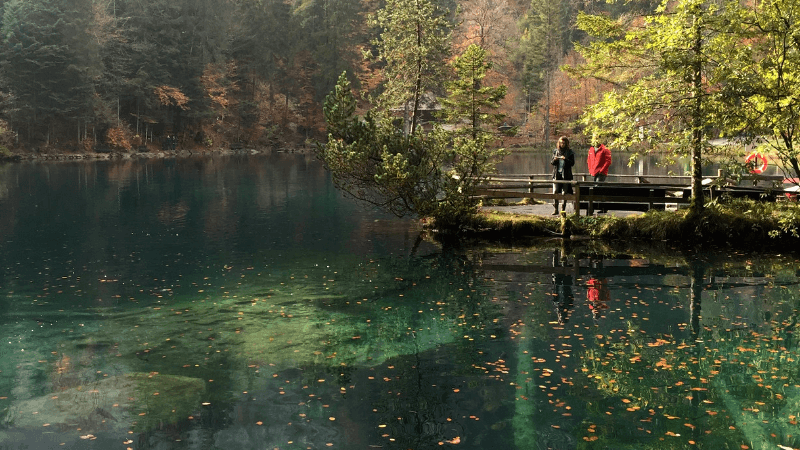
[475,173,794,216]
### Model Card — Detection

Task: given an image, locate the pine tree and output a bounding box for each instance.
[440,44,507,141]
[515,0,568,145]
[293,0,363,103]
[0,0,94,143]
[368,0,451,135]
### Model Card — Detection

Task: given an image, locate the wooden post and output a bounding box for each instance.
[573,181,581,215]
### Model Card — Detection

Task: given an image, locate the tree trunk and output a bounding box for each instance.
[544,73,551,148]
[689,13,704,214]
[136,98,140,135]
[410,8,423,136]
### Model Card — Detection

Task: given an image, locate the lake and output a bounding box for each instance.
[0,153,797,450]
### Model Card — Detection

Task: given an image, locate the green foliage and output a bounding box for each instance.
[571,0,800,207]
[571,0,745,213]
[318,2,508,230]
[318,72,506,229]
[724,0,800,182]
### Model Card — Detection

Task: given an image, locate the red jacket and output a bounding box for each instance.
[587,144,611,176]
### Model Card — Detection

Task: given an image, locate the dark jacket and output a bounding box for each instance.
[551,147,575,180]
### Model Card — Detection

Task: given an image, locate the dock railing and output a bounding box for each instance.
[474,171,795,215]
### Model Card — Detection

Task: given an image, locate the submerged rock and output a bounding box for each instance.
[3,372,205,436]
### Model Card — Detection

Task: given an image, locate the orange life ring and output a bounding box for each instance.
[745,152,768,174]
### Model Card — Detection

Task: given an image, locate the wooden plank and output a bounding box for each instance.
[480,184,544,189]
[474,188,692,205]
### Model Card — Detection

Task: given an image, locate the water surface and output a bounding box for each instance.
[0,154,798,450]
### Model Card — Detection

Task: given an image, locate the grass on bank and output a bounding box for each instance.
[458,198,800,250]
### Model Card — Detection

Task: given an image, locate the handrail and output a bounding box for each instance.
[474,177,795,216]
[484,172,787,183]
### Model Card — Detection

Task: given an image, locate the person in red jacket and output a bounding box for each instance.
[587,139,612,182]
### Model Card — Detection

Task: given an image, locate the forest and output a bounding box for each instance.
[0,0,660,154]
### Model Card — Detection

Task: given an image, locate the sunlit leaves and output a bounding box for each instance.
[572,0,751,211]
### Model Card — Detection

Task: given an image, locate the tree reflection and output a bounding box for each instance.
[571,260,800,449]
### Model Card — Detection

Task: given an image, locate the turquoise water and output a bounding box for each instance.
[0,154,798,449]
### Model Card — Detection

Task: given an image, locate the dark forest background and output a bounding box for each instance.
[0,0,657,153]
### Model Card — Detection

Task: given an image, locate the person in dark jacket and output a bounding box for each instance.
[551,136,575,215]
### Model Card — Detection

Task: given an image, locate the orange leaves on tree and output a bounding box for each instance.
[201,63,239,122]
[106,126,132,151]
[154,86,190,110]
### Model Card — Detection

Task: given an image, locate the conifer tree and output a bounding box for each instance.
[515,0,568,145]
[368,0,451,135]
[440,44,507,141]
[294,0,363,103]
[0,0,93,142]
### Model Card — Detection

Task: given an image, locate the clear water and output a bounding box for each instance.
[0,154,798,450]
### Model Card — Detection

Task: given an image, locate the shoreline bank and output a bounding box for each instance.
[0,145,315,163]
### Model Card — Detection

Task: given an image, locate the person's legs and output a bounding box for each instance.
[591,175,606,212]
[562,183,573,212]
[552,182,561,214]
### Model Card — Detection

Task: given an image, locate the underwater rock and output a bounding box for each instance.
[3,373,205,436]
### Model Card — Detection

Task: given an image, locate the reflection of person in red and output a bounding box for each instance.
[586,278,609,322]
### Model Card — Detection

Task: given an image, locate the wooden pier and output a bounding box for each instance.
[475,173,794,216]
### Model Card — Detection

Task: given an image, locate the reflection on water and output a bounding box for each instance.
[0,155,798,449]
